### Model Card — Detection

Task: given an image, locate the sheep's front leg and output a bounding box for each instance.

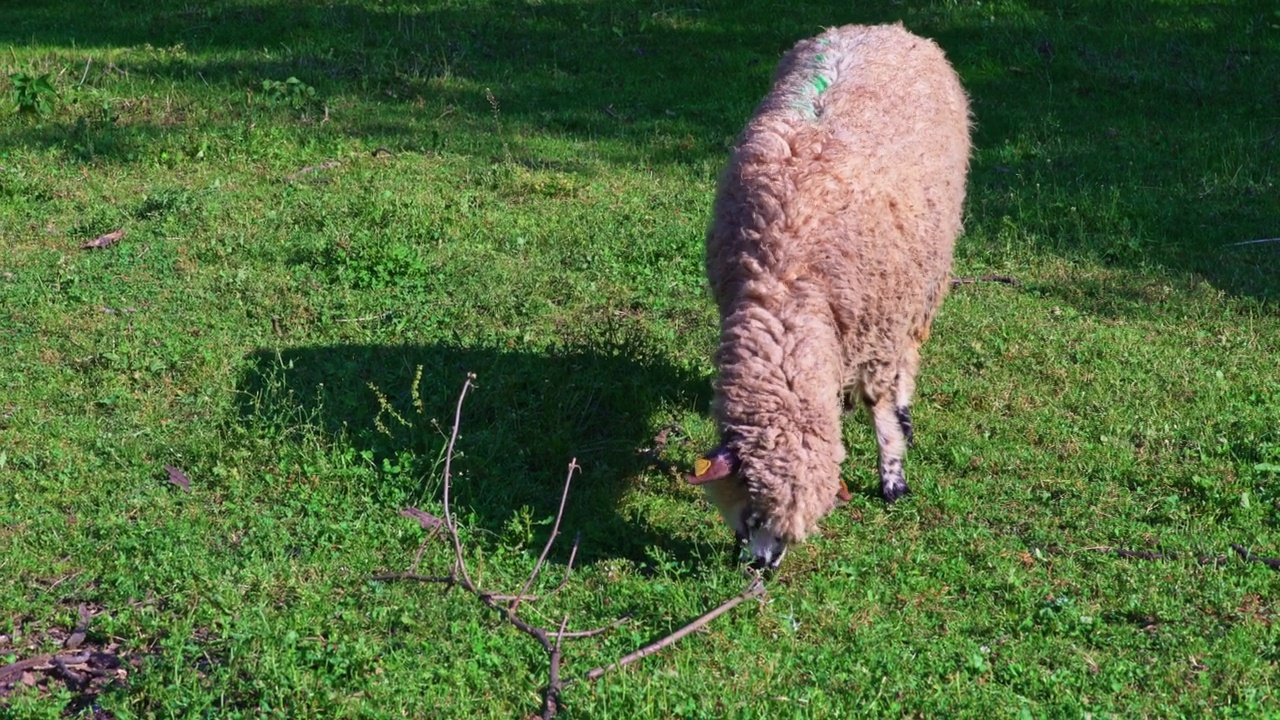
[871,398,910,502]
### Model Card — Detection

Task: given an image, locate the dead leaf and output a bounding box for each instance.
[399,507,443,530]
[65,606,90,650]
[836,480,853,503]
[81,229,124,250]
[164,465,191,492]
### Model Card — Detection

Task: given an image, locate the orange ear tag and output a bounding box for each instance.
[694,458,713,477]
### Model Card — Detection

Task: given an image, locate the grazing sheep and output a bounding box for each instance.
[687,23,971,569]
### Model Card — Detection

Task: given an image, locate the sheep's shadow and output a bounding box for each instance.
[236,341,713,567]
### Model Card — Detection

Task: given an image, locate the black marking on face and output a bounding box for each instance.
[749,535,787,571]
[749,552,776,571]
[895,405,914,447]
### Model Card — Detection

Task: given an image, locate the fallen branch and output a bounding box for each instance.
[951,274,1021,287]
[374,374,609,717]
[373,373,765,717]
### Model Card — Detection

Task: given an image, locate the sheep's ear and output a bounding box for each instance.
[686,446,737,485]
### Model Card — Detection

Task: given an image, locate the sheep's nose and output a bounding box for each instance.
[749,530,787,570]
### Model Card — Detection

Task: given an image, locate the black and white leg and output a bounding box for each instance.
[895,405,914,448]
[893,352,919,448]
[871,398,910,502]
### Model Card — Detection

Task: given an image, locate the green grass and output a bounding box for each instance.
[2,0,1279,717]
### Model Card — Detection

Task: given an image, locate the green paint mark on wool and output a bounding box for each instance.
[790,43,834,119]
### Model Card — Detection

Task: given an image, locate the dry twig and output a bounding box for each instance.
[583,577,766,681]
[511,460,578,613]
[1230,544,1280,570]
[440,373,479,593]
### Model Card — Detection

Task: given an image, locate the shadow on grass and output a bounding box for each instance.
[937,3,1280,308]
[7,0,1277,306]
[237,340,712,567]
[2,0,889,166]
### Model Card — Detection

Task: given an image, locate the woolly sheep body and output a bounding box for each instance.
[695,23,971,567]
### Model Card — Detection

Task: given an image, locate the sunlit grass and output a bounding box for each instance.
[2,0,1279,717]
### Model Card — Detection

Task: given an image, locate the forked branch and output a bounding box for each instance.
[375,372,766,718]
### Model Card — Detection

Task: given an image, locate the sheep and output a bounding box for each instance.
[686,23,971,569]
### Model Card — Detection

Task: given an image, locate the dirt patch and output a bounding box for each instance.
[0,604,140,716]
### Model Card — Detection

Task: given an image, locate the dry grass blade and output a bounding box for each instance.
[1224,237,1280,247]
[551,615,631,639]
[951,274,1021,287]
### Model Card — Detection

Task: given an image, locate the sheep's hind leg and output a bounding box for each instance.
[895,405,914,448]
[893,347,920,448]
[871,397,910,502]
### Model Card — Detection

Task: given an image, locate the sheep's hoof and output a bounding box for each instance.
[882,481,911,503]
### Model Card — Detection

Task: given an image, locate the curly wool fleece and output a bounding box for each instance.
[697,23,972,562]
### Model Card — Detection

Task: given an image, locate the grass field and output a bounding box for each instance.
[2,0,1279,717]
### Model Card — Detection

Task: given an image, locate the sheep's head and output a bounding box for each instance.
[688,444,854,570]
[686,444,789,570]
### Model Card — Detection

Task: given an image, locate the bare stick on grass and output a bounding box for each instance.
[1230,544,1280,570]
[441,372,479,593]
